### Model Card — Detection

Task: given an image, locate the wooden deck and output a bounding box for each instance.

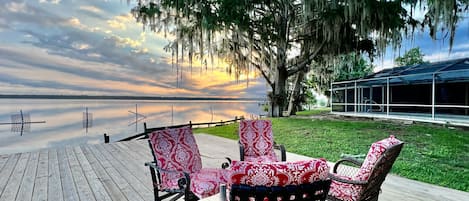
[0,134,468,201]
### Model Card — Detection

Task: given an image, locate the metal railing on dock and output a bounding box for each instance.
[104,116,244,143]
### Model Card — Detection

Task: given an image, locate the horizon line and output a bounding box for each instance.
[0,94,264,101]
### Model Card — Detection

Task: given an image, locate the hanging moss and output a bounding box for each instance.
[129,0,468,89]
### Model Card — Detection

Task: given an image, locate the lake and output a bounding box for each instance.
[0,99,264,154]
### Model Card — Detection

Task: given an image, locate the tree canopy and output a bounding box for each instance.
[128,0,468,116]
[309,53,374,97]
[395,47,427,66]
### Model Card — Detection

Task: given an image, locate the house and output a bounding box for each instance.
[331,57,469,126]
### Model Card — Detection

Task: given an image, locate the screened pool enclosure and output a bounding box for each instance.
[331,58,469,126]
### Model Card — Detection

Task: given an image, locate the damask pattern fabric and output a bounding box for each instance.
[230,159,330,187]
[355,135,402,181]
[328,135,403,201]
[244,153,278,163]
[190,168,231,198]
[239,120,277,162]
[329,175,361,201]
[148,126,228,198]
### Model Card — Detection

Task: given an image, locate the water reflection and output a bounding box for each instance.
[0,99,263,154]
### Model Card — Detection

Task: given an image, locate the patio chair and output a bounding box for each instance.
[238,119,286,162]
[228,159,332,201]
[328,135,404,201]
[144,124,230,201]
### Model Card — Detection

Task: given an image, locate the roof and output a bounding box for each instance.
[333,57,469,86]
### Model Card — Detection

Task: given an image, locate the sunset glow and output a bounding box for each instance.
[0,0,266,99]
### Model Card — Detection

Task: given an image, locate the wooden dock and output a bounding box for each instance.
[0,134,468,201]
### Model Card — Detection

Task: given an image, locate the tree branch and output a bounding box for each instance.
[287,41,326,76]
[252,63,274,88]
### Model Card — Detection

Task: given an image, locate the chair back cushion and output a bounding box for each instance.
[148,126,202,189]
[230,159,330,187]
[239,120,276,158]
[354,135,402,181]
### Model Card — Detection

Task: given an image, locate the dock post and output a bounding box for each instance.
[104,134,110,143]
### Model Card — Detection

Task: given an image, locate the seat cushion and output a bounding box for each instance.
[190,168,230,198]
[328,175,362,201]
[230,159,329,187]
[355,135,402,181]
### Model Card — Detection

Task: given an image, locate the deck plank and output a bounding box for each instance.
[95,143,153,201]
[0,153,20,199]
[57,147,79,201]
[118,141,151,164]
[74,146,112,201]
[16,152,39,201]
[47,149,63,201]
[81,145,128,201]
[66,146,96,201]
[0,153,30,201]
[106,143,151,185]
[113,142,151,173]
[32,149,49,201]
[0,155,10,173]
[87,144,145,201]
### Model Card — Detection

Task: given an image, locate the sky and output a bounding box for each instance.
[0,0,268,98]
[0,1,468,98]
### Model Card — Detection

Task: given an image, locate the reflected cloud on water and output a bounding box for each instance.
[0,99,264,154]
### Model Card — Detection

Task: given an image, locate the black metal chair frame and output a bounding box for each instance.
[229,180,332,201]
[327,142,404,201]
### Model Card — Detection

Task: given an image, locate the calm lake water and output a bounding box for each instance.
[0,99,264,154]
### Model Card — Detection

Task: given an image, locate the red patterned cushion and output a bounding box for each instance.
[190,168,230,198]
[148,126,203,190]
[328,135,402,201]
[328,175,361,201]
[354,135,402,181]
[244,152,278,163]
[239,120,277,161]
[230,159,329,187]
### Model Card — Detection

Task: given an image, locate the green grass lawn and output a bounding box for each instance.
[194,111,469,192]
[295,107,331,116]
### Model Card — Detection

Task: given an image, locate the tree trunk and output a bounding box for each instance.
[287,71,305,116]
[286,34,312,116]
[271,66,288,117]
[270,9,289,117]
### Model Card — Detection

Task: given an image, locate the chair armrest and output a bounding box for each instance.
[332,157,362,173]
[328,173,368,185]
[145,161,191,190]
[273,142,286,161]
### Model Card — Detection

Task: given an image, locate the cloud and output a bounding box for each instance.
[79,5,102,13]
[39,0,61,4]
[66,17,81,26]
[5,1,26,13]
[107,35,142,48]
[0,46,202,97]
[1,1,68,28]
[107,14,133,30]
[424,51,469,62]
[71,42,91,50]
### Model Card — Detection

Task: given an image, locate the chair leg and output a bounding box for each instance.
[183,191,199,201]
[149,166,160,201]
